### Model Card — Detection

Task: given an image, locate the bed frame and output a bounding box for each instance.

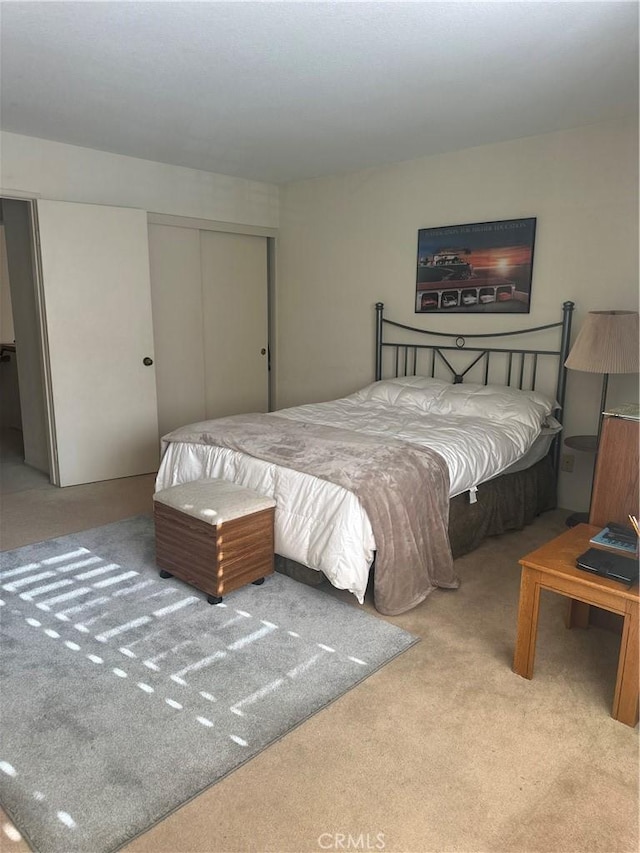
[375,300,575,476]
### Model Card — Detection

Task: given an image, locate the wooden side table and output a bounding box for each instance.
[513,524,639,727]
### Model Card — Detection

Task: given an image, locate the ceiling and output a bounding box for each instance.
[1,1,638,185]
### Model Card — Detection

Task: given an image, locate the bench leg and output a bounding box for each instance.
[159,570,173,579]
[207,594,223,605]
[252,577,265,586]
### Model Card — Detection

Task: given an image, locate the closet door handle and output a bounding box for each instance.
[143,357,153,366]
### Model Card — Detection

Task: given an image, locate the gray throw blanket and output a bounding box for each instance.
[161,414,459,615]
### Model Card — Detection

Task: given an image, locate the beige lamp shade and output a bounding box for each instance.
[564,310,639,374]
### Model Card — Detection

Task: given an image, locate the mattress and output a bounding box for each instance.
[272,396,560,497]
[156,383,559,604]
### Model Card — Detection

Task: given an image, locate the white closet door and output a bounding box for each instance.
[200,231,269,418]
[37,200,159,486]
[148,224,206,438]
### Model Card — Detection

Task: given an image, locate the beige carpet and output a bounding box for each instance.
[1,454,638,853]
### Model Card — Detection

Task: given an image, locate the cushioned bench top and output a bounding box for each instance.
[153,478,276,526]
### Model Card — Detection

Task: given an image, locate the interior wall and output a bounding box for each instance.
[0,132,279,480]
[276,117,639,512]
[0,223,22,431]
[0,224,16,343]
[0,131,279,228]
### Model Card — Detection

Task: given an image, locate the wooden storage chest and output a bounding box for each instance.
[153,478,276,604]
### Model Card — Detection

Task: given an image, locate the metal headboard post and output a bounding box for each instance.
[374,300,576,479]
[375,302,384,381]
[552,300,575,473]
[555,301,575,425]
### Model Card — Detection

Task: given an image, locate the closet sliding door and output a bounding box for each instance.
[200,230,268,419]
[148,224,206,438]
[148,224,269,438]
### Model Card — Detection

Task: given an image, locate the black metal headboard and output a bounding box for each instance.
[375,300,575,472]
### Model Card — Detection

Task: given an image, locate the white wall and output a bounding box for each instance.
[0,225,15,343]
[0,224,21,431]
[276,118,639,511]
[0,132,279,228]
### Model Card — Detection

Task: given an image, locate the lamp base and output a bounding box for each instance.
[566,511,589,528]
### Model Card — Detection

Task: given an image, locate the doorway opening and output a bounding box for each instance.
[0,197,54,491]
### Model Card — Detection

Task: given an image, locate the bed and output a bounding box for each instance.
[156,300,575,615]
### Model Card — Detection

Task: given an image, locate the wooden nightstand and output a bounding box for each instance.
[513,524,639,727]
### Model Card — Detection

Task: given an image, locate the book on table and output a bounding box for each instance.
[576,548,639,586]
[589,524,638,555]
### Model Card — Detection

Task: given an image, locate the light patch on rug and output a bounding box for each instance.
[0,515,418,853]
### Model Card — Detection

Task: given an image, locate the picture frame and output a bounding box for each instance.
[415,217,537,314]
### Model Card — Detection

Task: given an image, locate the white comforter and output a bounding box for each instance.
[155,391,550,603]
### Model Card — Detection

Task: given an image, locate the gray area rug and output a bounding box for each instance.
[0,515,418,853]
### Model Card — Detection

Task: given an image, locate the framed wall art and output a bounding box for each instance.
[415,217,537,314]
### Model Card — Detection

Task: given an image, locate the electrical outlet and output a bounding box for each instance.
[560,454,575,473]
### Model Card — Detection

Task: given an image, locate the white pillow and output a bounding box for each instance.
[430,383,557,430]
[349,376,450,411]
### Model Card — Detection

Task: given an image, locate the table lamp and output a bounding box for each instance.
[564,310,639,445]
[564,309,639,525]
